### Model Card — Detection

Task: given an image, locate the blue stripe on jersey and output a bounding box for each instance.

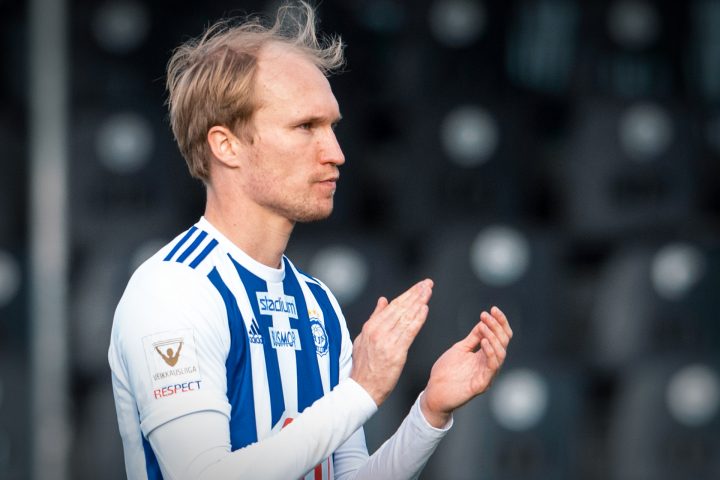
[307,282,342,388]
[189,238,218,269]
[207,267,259,450]
[229,255,286,428]
[176,230,208,264]
[282,258,324,411]
[163,225,197,261]
[142,435,163,479]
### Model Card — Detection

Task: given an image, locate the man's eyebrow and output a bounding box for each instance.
[295,114,343,124]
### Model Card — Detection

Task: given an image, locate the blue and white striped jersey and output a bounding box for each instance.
[110,217,452,480]
[109,217,362,479]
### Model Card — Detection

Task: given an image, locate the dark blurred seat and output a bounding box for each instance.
[608,355,720,480]
[409,220,566,384]
[558,99,695,240]
[423,359,587,480]
[0,345,30,480]
[587,238,720,371]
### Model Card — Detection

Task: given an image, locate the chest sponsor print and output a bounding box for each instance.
[268,327,302,350]
[256,292,298,319]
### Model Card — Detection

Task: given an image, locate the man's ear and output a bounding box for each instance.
[207,125,244,168]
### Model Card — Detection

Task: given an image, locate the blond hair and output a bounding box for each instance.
[166,1,345,181]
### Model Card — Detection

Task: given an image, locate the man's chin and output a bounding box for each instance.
[294,204,334,223]
[296,211,333,223]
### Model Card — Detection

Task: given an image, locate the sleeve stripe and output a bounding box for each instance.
[163,225,198,262]
[176,230,208,263]
[189,238,218,269]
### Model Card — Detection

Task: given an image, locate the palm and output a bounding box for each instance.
[429,340,494,411]
[421,308,512,422]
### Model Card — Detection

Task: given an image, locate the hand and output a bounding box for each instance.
[350,279,433,406]
[420,306,512,428]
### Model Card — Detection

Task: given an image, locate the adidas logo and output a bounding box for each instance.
[248,317,263,345]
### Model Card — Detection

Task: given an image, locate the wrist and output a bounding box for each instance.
[419,390,451,429]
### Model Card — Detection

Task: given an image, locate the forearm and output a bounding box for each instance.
[335,391,452,480]
[149,379,377,480]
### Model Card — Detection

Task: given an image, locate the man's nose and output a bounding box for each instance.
[320,129,345,166]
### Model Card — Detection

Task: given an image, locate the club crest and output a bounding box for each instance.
[309,318,329,356]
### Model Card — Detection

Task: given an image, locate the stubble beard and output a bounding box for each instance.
[255,185,335,224]
[245,161,336,223]
[284,197,334,223]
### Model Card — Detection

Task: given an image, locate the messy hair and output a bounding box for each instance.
[166,1,345,181]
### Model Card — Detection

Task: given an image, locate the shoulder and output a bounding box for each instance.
[120,221,228,305]
[112,230,227,343]
[122,257,212,304]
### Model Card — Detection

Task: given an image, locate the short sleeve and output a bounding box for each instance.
[109,260,232,436]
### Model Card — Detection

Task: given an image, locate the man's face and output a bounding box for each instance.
[239,43,345,223]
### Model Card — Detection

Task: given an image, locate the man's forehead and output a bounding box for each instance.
[256,43,324,86]
[254,43,338,113]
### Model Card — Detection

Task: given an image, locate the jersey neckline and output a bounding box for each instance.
[197,216,286,283]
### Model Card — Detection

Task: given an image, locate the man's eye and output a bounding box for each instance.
[299,123,313,130]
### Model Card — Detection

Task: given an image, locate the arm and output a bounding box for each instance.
[333,307,512,480]
[333,392,451,480]
[148,378,376,480]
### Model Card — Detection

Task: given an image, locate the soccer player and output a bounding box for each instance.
[108,2,513,479]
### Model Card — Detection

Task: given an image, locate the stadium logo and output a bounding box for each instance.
[268,327,302,350]
[257,292,298,319]
[248,317,263,345]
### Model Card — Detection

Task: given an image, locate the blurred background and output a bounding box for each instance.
[2,0,720,478]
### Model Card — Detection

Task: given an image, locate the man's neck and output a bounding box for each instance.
[204,188,294,269]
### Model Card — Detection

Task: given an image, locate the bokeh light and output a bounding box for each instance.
[618,102,673,162]
[666,364,720,427]
[309,245,369,305]
[470,226,530,287]
[429,0,486,48]
[95,112,154,174]
[441,105,499,166]
[490,368,549,431]
[607,0,660,50]
[92,0,150,54]
[651,243,705,301]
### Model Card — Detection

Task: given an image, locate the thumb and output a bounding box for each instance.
[459,320,484,351]
[372,296,389,316]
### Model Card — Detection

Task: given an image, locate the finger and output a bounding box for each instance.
[381,280,432,330]
[373,297,389,316]
[490,306,513,340]
[390,279,433,309]
[481,311,510,347]
[363,297,389,329]
[396,303,429,349]
[480,337,500,371]
[480,322,506,364]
